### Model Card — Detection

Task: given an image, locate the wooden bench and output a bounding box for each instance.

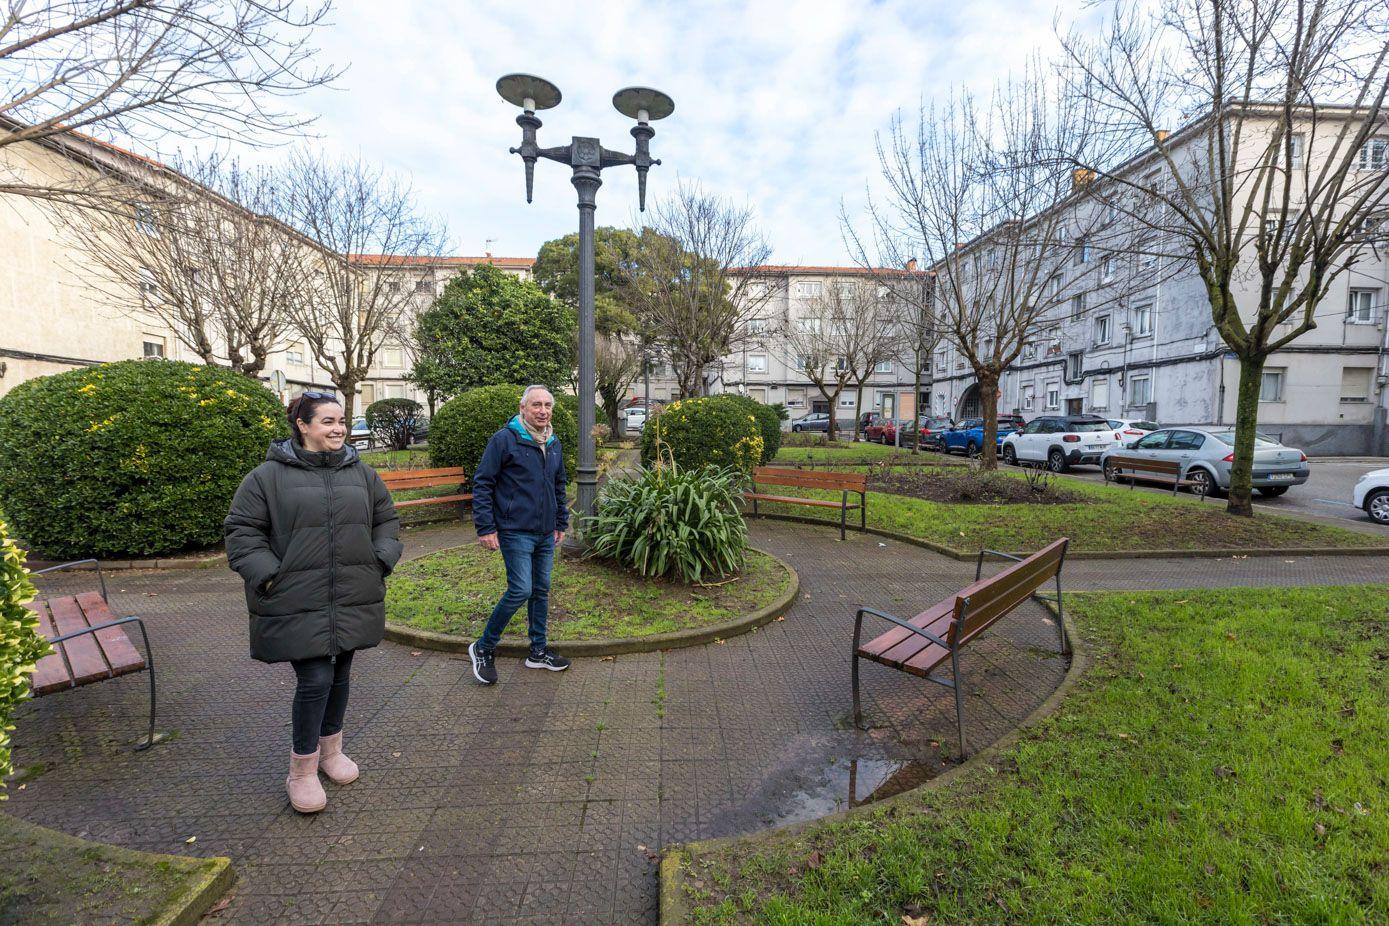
[1103,455,1207,497]
[379,466,472,514]
[851,538,1069,757]
[745,466,867,541]
[26,560,159,750]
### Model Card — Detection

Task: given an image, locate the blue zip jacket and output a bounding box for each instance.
[471,416,570,536]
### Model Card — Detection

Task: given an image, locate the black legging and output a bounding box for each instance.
[290,650,354,755]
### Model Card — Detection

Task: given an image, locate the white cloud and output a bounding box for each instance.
[181,0,1065,263]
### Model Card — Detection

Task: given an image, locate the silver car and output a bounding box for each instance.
[1100,427,1309,497]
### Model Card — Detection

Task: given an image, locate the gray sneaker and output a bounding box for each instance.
[469,641,498,685]
[524,648,570,672]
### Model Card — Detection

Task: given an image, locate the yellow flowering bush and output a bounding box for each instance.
[0,360,289,557]
[640,395,765,475]
[0,519,48,797]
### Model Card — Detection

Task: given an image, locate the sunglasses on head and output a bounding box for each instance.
[300,390,336,401]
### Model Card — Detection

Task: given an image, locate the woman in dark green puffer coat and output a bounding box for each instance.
[224,392,402,813]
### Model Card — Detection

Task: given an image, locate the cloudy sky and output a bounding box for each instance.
[211,0,1072,264]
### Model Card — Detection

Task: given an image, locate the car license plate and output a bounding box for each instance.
[1266,472,1295,481]
[1085,444,1105,451]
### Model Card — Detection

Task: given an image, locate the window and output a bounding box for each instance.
[747,317,768,334]
[1340,366,1373,403]
[415,278,434,294]
[1358,137,1387,171]
[747,354,768,373]
[796,354,814,371]
[1134,431,1169,450]
[874,360,893,374]
[1023,341,1037,361]
[385,280,401,293]
[786,388,806,408]
[1073,237,1090,266]
[1021,384,1036,411]
[1167,431,1206,451]
[381,345,404,369]
[1066,350,1084,383]
[1070,294,1086,319]
[747,282,769,298]
[138,266,158,295]
[1259,368,1285,402]
[1101,255,1114,282]
[935,351,948,373]
[134,204,159,237]
[1347,289,1377,324]
[794,281,824,298]
[835,356,849,373]
[1288,132,1305,169]
[1132,301,1154,336]
[1091,378,1109,410]
[141,338,165,358]
[797,317,822,334]
[1128,374,1152,407]
[286,343,305,365]
[1093,314,1111,345]
[838,394,856,408]
[385,384,406,399]
[1045,381,1060,410]
[1050,276,1063,297]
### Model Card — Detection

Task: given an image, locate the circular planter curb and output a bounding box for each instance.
[383,546,800,657]
[658,600,1089,926]
[23,551,227,572]
[747,511,1389,561]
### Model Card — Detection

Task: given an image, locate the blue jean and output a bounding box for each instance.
[477,530,554,654]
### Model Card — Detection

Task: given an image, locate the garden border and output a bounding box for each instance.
[657,599,1087,925]
[746,511,1389,561]
[382,545,800,657]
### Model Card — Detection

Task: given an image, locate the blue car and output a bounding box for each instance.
[939,415,1026,456]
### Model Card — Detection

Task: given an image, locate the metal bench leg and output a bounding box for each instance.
[131,618,158,751]
[851,610,865,729]
[840,491,848,541]
[860,492,866,531]
[1054,573,1070,656]
[951,648,967,759]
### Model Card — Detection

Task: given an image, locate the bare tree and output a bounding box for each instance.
[867,65,1120,469]
[596,333,641,435]
[282,151,448,420]
[781,280,900,441]
[63,153,304,375]
[628,182,777,398]
[0,1,339,205]
[1061,0,1389,514]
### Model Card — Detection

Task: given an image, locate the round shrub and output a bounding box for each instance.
[0,360,288,559]
[712,394,781,464]
[430,384,577,479]
[1,519,49,795]
[640,396,764,475]
[365,397,423,451]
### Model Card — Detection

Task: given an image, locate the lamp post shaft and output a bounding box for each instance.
[573,169,601,521]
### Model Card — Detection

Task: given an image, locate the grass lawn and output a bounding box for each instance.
[386,544,791,641]
[674,585,1389,925]
[773,441,942,465]
[359,448,433,470]
[753,465,1387,553]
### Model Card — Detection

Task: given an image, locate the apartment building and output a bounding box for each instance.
[929,110,1389,456]
[641,265,932,424]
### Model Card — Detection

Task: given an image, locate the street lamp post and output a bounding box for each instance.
[496,74,674,526]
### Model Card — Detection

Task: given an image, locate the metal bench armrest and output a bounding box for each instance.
[976,548,1024,580]
[855,607,950,648]
[33,558,108,601]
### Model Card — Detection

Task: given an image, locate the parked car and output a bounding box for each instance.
[791,412,831,433]
[861,413,890,442]
[1351,467,1389,524]
[408,415,430,442]
[349,416,372,447]
[1098,427,1309,496]
[623,406,648,433]
[876,418,919,445]
[940,415,1026,456]
[1001,415,1122,471]
[916,415,955,450]
[1106,418,1161,441]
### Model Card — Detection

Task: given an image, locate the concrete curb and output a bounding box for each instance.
[658,600,1089,925]
[23,551,226,571]
[383,546,800,658]
[747,512,1389,561]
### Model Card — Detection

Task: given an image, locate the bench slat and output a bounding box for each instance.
[1108,455,1182,476]
[75,592,146,676]
[383,476,468,492]
[745,493,859,510]
[27,600,72,696]
[378,466,468,484]
[46,595,112,686]
[952,541,1066,644]
[753,467,867,491]
[860,605,956,670]
[394,493,472,509]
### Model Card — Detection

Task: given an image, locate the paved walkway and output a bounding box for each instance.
[6,520,1387,925]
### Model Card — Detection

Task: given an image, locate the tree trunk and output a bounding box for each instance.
[978,370,999,471]
[911,353,923,454]
[1226,355,1265,517]
[336,381,357,423]
[852,382,866,441]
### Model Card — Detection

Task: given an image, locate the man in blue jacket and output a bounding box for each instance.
[468,385,572,685]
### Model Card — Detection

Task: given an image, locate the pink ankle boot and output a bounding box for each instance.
[287,749,327,813]
[318,731,359,785]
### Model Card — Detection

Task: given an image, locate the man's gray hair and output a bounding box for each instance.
[520,384,553,407]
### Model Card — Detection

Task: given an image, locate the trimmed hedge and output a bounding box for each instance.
[0,360,288,558]
[1,519,51,796]
[365,397,423,451]
[640,396,764,475]
[713,394,781,465]
[430,384,577,480]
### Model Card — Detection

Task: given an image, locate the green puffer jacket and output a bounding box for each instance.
[224,439,403,663]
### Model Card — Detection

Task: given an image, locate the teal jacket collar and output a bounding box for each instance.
[507,414,557,447]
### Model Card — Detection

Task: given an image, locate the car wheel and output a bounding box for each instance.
[1102,459,1119,483]
[1186,468,1214,498]
[792,425,802,432]
[1366,489,1389,525]
[1047,449,1067,473]
[1002,445,1017,466]
[1257,486,1290,498]
[966,441,980,458]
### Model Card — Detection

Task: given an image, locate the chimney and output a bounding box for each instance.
[1071,168,1095,191]
[905,257,918,272]
[1155,129,1170,144]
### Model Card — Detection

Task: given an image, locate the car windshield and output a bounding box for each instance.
[1069,420,1109,432]
[1206,430,1281,447]
[1132,421,1160,431]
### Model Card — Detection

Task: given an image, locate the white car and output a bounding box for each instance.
[1001,414,1124,472]
[623,406,648,432]
[1353,468,1389,525]
[1106,418,1161,441]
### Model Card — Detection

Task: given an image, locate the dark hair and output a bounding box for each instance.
[286,391,343,442]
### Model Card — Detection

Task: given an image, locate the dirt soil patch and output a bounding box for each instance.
[869,467,1085,505]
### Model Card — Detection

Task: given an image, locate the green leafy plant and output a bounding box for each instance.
[430,383,577,478]
[639,396,764,475]
[0,519,49,797]
[713,394,782,464]
[585,452,748,583]
[0,359,287,558]
[365,397,423,451]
